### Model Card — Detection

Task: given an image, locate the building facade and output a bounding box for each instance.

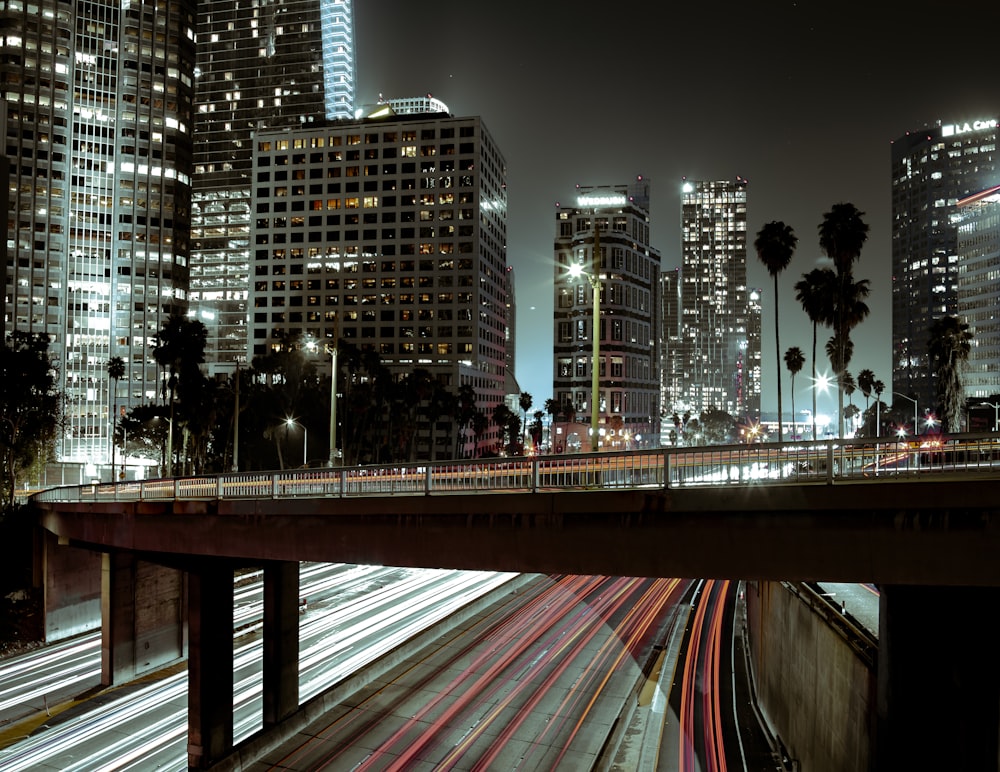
[956,184,1000,402]
[552,179,661,450]
[1,0,197,464]
[190,0,354,373]
[659,266,681,438]
[676,177,759,422]
[248,112,508,458]
[891,118,999,409]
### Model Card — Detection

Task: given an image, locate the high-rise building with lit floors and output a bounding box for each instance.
[659,266,682,435]
[677,177,759,422]
[1,0,196,465]
[190,0,354,372]
[956,184,1000,402]
[891,117,998,410]
[552,179,661,449]
[248,112,508,459]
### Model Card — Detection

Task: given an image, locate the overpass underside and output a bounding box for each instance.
[37,479,1000,769]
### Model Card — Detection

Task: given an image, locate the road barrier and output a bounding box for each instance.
[31,433,1000,504]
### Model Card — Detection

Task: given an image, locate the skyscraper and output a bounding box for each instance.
[1,0,197,464]
[552,179,661,449]
[248,111,509,459]
[676,177,759,422]
[891,117,999,410]
[190,0,355,372]
[956,184,1000,402]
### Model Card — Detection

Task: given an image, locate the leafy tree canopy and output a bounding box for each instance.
[0,333,61,513]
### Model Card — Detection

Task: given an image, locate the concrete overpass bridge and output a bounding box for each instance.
[32,435,1000,769]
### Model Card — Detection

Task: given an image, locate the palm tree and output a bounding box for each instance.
[152,314,208,475]
[754,221,798,441]
[818,203,870,437]
[106,356,126,480]
[857,368,875,414]
[519,392,533,444]
[873,379,886,436]
[794,267,836,439]
[818,202,870,275]
[927,315,973,432]
[783,347,805,439]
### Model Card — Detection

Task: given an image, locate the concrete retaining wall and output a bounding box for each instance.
[745,580,875,772]
[43,531,102,642]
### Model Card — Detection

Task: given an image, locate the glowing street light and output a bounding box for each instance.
[285,417,307,467]
[893,392,919,436]
[306,336,339,467]
[568,224,603,452]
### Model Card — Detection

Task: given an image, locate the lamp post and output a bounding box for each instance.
[327,342,337,466]
[893,392,918,436]
[568,224,603,452]
[285,417,307,467]
[305,336,339,467]
[984,402,1000,433]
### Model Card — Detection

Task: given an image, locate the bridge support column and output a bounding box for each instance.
[101,551,136,687]
[877,584,1000,770]
[187,561,234,769]
[263,560,299,727]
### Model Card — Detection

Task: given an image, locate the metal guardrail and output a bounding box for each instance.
[30,433,1000,504]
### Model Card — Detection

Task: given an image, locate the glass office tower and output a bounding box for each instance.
[1,0,197,464]
[891,118,999,409]
[190,0,354,372]
[677,177,759,422]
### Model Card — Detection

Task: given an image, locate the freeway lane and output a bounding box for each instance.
[246,575,690,770]
[0,566,516,770]
[0,563,390,731]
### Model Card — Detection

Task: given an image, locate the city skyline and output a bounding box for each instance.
[355,1,999,418]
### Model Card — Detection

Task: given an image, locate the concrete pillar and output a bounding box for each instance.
[877,585,1000,770]
[101,551,136,686]
[262,561,299,727]
[187,562,234,769]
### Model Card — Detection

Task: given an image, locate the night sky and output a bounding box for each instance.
[356,1,999,417]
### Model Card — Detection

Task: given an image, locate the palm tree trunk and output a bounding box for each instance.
[774,275,783,442]
[811,323,818,440]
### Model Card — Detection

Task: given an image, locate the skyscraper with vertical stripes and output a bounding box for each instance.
[891,117,999,411]
[190,0,355,373]
[676,177,759,423]
[1,0,197,464]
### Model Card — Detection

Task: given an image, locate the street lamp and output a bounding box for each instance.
[893,392,918,437]
[984,402,1000,432]
[568,223,603,452]
[285,417,307,467]
[306,337,339,467]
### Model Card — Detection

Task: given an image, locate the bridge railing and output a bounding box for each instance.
[30,432,1000,504]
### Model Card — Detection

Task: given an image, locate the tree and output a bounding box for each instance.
[455,385,478,459]
[794,267,836,439]
[492,403,516,454]
[754,221,798,441]
[518,392,533,442]
[857,368,875,414]
[106,356,126,480]
[784,347,805,439]
[695,407,738,446]
[152,314,208,474]
[872,379,886,437]
[818,203,870,437]
[0,333,61,512]
[927,315,972,432]
[529,410,544,450]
